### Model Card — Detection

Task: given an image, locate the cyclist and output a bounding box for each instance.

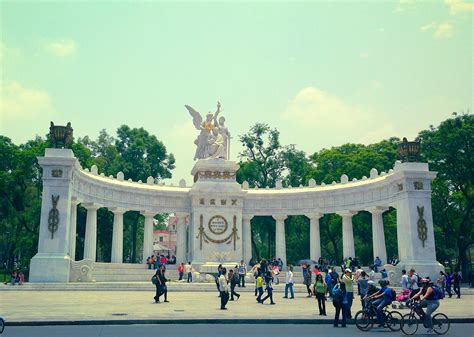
[362,280,379,308]
[367,279,393,327]
[410,278,440,333]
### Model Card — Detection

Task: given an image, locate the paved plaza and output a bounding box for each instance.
[1,288,473,324]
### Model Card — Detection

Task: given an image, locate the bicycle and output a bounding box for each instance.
[355,299,402,331]
[0,316,5,334]
[401,299,450,335]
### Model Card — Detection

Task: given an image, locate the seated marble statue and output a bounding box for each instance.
[207,129,226,159]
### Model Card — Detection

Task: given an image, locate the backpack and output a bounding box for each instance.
[432,285,444,300]
[332,290,344,306]
[151,275,158,285]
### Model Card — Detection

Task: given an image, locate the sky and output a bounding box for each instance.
[1,0,472,184]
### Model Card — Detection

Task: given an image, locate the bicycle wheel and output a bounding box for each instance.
[387,310,403,331]
[0,318,4,334]
[432,313,450,335]
[355,310,373,331]
[401,313,419,335]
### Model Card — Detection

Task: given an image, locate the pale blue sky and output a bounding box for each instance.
[1,1,472,183]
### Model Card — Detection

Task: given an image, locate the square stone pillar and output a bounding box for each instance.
[68,197,81,260]
[242,214,254,263]
[30,148,77,282]
[175,212,189,264]
[273,215,287,266]
[392,161,443,281]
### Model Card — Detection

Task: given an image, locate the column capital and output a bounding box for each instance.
[110,207,127,215]
[272,214,288,222]
[140,210,156,218]
[71,197,82,206]
[82,202,102,211]
[305,212,323,220]
[337,210,357,218]
[365,206,389,215]
[242,214,254,221]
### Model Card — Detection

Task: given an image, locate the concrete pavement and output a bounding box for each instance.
[1,289,473,325]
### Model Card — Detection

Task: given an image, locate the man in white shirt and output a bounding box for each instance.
[283,265,294,299]
[368,265,376,281]
[408,268,419,294]
[184,262,193,283]
[218,267,229,310]
[401,269,410,291]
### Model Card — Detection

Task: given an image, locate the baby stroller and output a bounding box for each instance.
[393,289,411,309]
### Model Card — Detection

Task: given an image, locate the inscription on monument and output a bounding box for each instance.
[208,215,228,235]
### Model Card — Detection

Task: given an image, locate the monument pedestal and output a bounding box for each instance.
[189,159,245,265]
[29,148,77,282]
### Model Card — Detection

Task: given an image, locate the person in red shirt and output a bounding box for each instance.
[178,263,184,280]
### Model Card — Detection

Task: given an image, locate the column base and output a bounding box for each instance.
[387,260,444,285]
[29,253,71,282]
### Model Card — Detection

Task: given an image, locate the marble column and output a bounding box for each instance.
[368,207,388,264]
[273,215,288,266]
[110,208,126,263]
[338,211,357,259]
[242,214,254,263]
[141,211,155,263]
[83,203,101,261]
[68,198,80,260]
[175,212,189,264]
[306,212,323,261]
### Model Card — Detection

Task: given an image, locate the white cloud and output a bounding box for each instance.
[44,39,77,57]
[420,22,436,32]
[359,52,369,59]
[0,81,54,120]
[378,28,385,33]
[434,22,454,39]
[420,22,454,39]
[444,0,474,15]
[282,87,368,130]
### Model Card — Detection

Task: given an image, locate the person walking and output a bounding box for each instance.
[452,271,461,298]
[261,271,275,305]
[185,261,193,283]
[229,269,240,301]
[304,264,313,297]
[218,267,230,310]
[314,274,327,315]
[342,269,354,319]
[332,282,347,328]
[325,268,333,298]
[256,272,264,303]
[283,265,295,299]
[153,265,164,303]
[178,262,184,281]
[445,272,453,298]
[437,271,446,298]
[160,266,170,302]
[238,260,247,287]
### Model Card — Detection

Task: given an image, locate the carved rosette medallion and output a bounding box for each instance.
[208,215,228,235]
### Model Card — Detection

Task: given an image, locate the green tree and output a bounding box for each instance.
[418,113,474,274]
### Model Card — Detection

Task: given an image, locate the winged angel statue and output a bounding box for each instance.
[185,102,230,160]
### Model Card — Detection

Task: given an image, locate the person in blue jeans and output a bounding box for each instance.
[367,279,393,326]
[283,265,294,299]
[332,282,348,328]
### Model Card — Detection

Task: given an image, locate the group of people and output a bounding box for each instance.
[215,261,248,309]
[177,262,193,282]
[145,254,176,269]
[4,270,25,285]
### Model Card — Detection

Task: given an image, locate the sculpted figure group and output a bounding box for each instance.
[185,102,230,160]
